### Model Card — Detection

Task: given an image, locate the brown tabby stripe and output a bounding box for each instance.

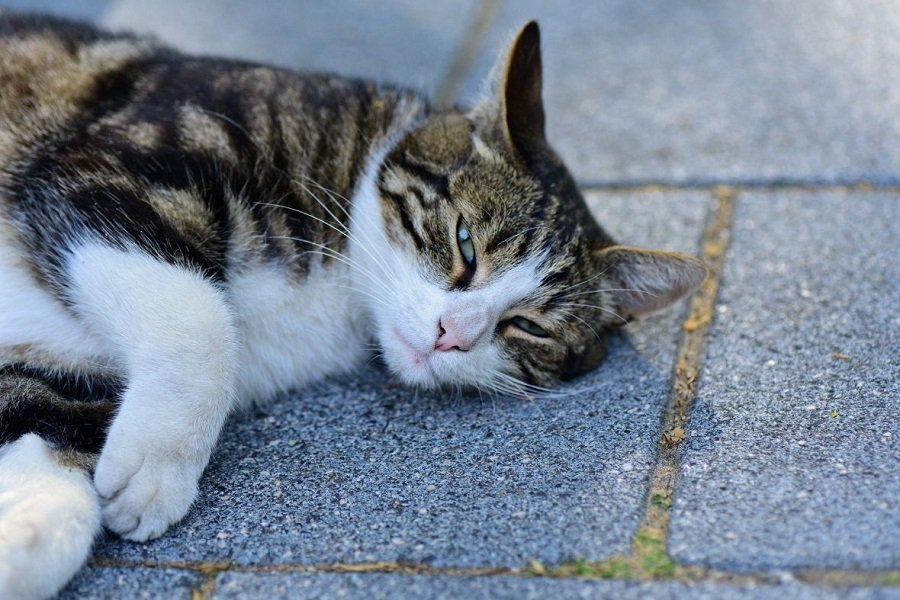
[0,365,121,453]
[381,188,426,250]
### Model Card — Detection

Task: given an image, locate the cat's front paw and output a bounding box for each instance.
[94,430,203,541]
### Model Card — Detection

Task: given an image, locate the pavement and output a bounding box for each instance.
[2,1,898,598]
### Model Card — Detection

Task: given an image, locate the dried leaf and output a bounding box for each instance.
[663,427,686,447]
[683,311,712,332]
[829,351,850,363]
[527,559,546,576]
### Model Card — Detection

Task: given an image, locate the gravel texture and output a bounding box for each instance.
[211,572,899,600]
[58,568,200,600]
[669,193,900,570]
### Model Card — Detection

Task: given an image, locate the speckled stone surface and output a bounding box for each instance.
[458,0,900,185]
[669,193,900,570]
[58,568,200,600]
[211,572,899,600]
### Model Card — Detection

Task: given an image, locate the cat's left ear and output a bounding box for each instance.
[594,246,708,319]
[487,21,547,161]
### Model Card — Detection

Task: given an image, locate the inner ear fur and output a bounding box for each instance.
[595,246,708,319]
[477,21,547,162]
[502,21,545,155]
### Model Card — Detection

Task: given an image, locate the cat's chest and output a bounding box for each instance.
[227,262,369,404]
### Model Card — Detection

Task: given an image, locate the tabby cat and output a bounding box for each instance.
[0,12,705,598]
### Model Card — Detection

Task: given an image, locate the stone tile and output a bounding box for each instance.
[59,567,201,600]
[211,572,896,600]
[94,357,659,567]
[670,193,900,570]
[103,0,479,96]
[94,192,706,568]
[458,0,900,184]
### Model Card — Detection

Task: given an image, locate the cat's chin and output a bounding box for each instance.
[380,327,442,388]
[379,327,496,390]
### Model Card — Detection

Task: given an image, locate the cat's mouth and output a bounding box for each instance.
[389,326,439,384]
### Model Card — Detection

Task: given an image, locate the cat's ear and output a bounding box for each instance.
[486,21,546,160]
[594,246,708,319]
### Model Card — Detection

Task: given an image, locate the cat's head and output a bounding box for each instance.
[351,22,706,393]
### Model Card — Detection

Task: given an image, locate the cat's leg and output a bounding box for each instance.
[67,244,239,541]
[0,434,101,600]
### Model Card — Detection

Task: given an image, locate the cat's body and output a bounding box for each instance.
[0,13,705,599]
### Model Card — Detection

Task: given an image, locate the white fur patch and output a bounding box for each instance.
[0,218,115,372]
[228,260,369,406]
[0,435,100,600]
[67,244,238,541]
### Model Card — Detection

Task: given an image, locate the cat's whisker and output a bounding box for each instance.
[556,308,605,343]
[265,179,400,286]
[552,270,611,296]
[273,234,390,292]
[481,372,554,401]
[256,200,387,275]
[271,238,396,301]
[303,167,410,284]
[493,372,564,400]
[336,284,392,310]
[494,225,543,249]
[255,202,351,242]
[558,302,628,324]
[296,176,354,219]
[291,176,401,280]
[196,108,257,148]
[557,287,661,302]
[262,196,400,294]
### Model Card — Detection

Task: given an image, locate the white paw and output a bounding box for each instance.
[0,434,100,600]
[94,428,203,542]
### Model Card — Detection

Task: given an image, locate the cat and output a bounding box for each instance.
[0,12,706,599]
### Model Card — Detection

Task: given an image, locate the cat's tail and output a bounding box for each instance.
[0,366,118,599]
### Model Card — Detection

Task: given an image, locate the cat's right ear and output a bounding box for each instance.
[479,21,547,162]
[594,246,708,320]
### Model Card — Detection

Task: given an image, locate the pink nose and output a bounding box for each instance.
[434,318,470,352]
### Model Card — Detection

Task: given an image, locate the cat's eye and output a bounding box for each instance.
[510,316,549,338]
[457,219,476,266]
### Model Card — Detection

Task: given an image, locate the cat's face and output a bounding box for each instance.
[350,22,705,394]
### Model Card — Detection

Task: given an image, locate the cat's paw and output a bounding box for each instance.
[0,434,100,599]
[94,431,203,542]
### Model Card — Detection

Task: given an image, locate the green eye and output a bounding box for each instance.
[457,219,476,266]
[510,316,549,338]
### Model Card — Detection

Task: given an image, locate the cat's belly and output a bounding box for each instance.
[227,261,370,406]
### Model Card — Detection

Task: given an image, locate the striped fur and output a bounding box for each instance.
[0,14,705,597]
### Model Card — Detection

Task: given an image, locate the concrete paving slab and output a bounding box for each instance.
[93,355,659,567]
[92,192,705,568]
[458,0,900,185]
[670,192,900,570]
[210,572,897,600]
[102,0,480,97]
[59,567,200,600]
[0,0,112,21]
